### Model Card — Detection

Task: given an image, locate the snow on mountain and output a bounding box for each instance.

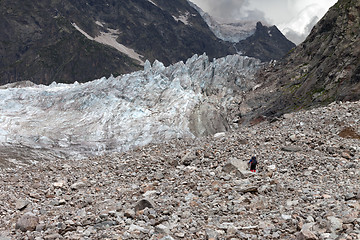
[188,1,256,43]
[0,54,261,161]
[72,23,144,65]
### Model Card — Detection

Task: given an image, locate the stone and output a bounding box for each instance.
[283,113,294,119]
[205,228,218,240]
[341,151,351,159]
[155,224,170,234]
[267,165,277,171]
[124,209,135,218]
[53,180,67,188]
[297,229,318,240]
[281,146,302,152]
[327,216,343,233]
[238,186,258,193]
[44,233,64,240]
[15,212,39,232]
[297,223,318,240]
[94,221,117,229]
[129,224,149,234]
[159,236,175,240]
[134,199,154,212]
[222,163,245,178]
[289,134,297,142]
[0,234,12,240]
[281,214,292,220]
[214,132,226,138]
[345,193,356,201]
[15,200,29,211]
[181,152,197,166]
[70,181,86,190]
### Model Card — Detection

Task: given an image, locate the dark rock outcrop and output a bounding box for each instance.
[235,22,296,62]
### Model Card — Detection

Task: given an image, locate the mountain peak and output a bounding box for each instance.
[235,22,296,62]
[256,21,264,29]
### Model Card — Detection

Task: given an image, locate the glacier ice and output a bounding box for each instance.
[0,54,261,160]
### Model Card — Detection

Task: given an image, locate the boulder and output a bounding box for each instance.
[15,212,39,232]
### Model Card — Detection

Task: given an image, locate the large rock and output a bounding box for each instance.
[189,102,229,137]
[15,212,39,232]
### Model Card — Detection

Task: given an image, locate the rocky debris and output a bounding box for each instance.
[0,100,359,239]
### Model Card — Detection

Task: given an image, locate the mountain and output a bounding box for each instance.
[189,2,296,62]
[235,22,296,62]
[239,0,360,121]
[0,0,234,85]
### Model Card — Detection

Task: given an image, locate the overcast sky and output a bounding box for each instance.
[190,0,338,44]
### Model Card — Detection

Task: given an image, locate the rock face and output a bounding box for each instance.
[0,100,359,239]
[235,22,296,62]
[0,0,234,85]
[241,0,360,121]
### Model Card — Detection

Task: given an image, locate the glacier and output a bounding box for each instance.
[0,54,261,163]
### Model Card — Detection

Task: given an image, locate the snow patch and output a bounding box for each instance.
[173,12,190,25]
[147,0,158,7]
[95,21,105,27]
[72,23,144,65]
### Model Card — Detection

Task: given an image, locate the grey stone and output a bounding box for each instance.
[15,212,39,232]
[124,208,135,219]
[159,236,175,240]
[134,199,154,212]
[281,146,302,152]
[205,228,218,240]
[155,224,170,234]
[296,229,318,240]
[238,186,258,193]
[70,181,86,190]
[15,199,29,211]
[327,216,343,233]
[44,233,63,240]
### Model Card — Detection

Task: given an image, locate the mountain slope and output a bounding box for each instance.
[0,0,234,85]
[240,0,360,121]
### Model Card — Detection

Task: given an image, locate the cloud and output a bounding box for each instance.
[192,0,249,21]
[190,0,337,44]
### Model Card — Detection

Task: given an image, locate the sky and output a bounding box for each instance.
[190,0,338,44]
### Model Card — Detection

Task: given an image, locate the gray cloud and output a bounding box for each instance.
[283,15,319,44]
[192,0,250,21]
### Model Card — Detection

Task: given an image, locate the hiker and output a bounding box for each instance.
[248,156,257,172]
